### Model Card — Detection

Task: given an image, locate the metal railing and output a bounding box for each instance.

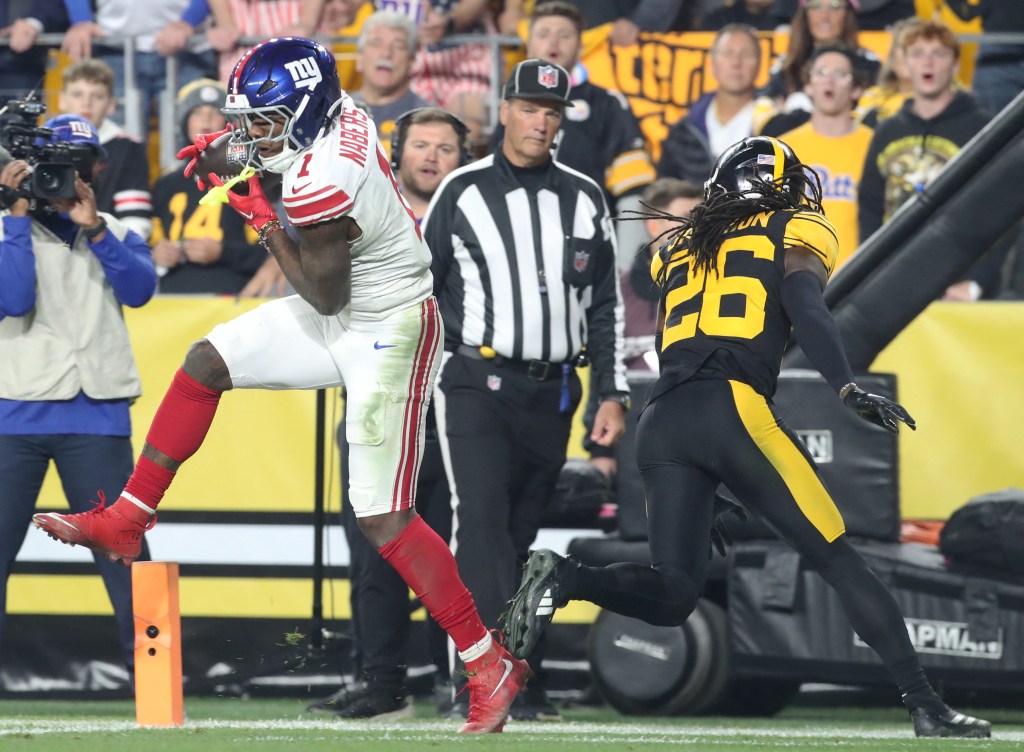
[12,32,521,172]
[6,30,1023,173]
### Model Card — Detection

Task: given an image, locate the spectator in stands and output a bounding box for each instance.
[764,0,880,115]
[319,0,374,91]
[149,79,268,293]
[858,19,1000,301]
[320,0,366,30]
[621,178,702,373]
[559,0,691,44]
[0,1,68,98]
[61,0,217,140]
[773,0,915,30]
[401,0,498,149]
[779,44,872,269]
[493,2,656,266]
[657,24,765,185]
[0,118,155,684]
[208,0,326,81]
[352,11,429,150]
[59,60,153,240]
[856,15,921,127]
[943,0,1024,116]
[701,0,787,31]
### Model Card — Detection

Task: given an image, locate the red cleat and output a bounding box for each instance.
[33,498,155,567]
[459,638,531,734]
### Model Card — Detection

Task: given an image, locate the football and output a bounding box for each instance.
[194,131,282,202]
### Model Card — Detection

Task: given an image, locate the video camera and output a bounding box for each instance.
[0,97,96,201]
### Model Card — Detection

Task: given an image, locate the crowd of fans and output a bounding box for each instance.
[2,0,1021,296]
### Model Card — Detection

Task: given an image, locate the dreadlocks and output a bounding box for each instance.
[648,165,824,284]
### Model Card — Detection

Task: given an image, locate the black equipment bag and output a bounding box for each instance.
[729,539,1024,689]
[939,489,1024,576]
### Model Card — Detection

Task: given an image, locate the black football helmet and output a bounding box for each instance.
[703,136,803,201]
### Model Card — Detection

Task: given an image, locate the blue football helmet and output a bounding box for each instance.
[222,37,342,172]
[704,136,803,201]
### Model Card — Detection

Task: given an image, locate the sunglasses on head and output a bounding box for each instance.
[803,0,850,9]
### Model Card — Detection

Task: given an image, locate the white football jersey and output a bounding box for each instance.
[280,95,433,318]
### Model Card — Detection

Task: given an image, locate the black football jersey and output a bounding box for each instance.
[650,208,838,399]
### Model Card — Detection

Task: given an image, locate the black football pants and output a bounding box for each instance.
[578,378,919,673]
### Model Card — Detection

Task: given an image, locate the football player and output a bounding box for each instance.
[502,136,991,739]
[34,36,528,734]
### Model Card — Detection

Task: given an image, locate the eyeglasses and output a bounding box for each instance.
[810,66,853,81]
[803,0,850,10]
[905,47,955,61]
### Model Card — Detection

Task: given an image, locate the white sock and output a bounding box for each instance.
[120,492,156,515]
[458,632,493,663]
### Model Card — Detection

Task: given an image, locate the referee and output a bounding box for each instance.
[423,58,630,719]
[493,2,657,269]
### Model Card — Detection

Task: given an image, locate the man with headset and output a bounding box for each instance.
[309,107,472,720]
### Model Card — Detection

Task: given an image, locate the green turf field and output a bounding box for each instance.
[1,698,1021,751]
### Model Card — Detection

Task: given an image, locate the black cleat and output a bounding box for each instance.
[307,679,414,721]
[502,549,569,660]
[911,706,991,738]
[510,684,563,722]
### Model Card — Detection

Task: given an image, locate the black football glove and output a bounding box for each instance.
[842,385,916,434]
[709,492,747,559]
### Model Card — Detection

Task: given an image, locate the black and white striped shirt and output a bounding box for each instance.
[423,150,628,398]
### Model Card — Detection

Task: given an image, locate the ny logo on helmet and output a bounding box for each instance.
[284,57,323,91]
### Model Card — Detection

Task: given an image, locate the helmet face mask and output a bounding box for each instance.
[222,102,296,170]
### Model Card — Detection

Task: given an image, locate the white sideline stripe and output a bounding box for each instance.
[0,719,1017,740]
[18,525,602,566]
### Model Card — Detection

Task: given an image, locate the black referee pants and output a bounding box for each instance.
[435,353,582,673]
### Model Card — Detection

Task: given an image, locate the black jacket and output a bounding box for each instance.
[655,92,715,185]
[858,91,1005,293]
[151,168,266,294]
[0,0,68,88]
[859,91,989,239]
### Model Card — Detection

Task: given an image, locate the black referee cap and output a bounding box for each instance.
[503,59,574,106]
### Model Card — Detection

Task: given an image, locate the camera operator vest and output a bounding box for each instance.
[0,212,143,401]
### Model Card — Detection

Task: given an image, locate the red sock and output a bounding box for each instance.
[119,368,222,512]
[147,368,223,463]
[378,515,487,653]
[120,455,176,512]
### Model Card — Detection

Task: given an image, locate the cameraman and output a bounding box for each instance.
[0,114,155,679]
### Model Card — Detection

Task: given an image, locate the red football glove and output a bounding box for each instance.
[207,172,278,233]
[177,125,233,190]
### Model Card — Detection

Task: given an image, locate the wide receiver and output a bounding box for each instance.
[502,136,991,739]
[34,36,528,734]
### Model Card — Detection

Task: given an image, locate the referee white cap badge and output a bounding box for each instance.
[503,59,574,107]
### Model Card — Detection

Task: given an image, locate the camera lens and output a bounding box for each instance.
[31,163,77,200]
